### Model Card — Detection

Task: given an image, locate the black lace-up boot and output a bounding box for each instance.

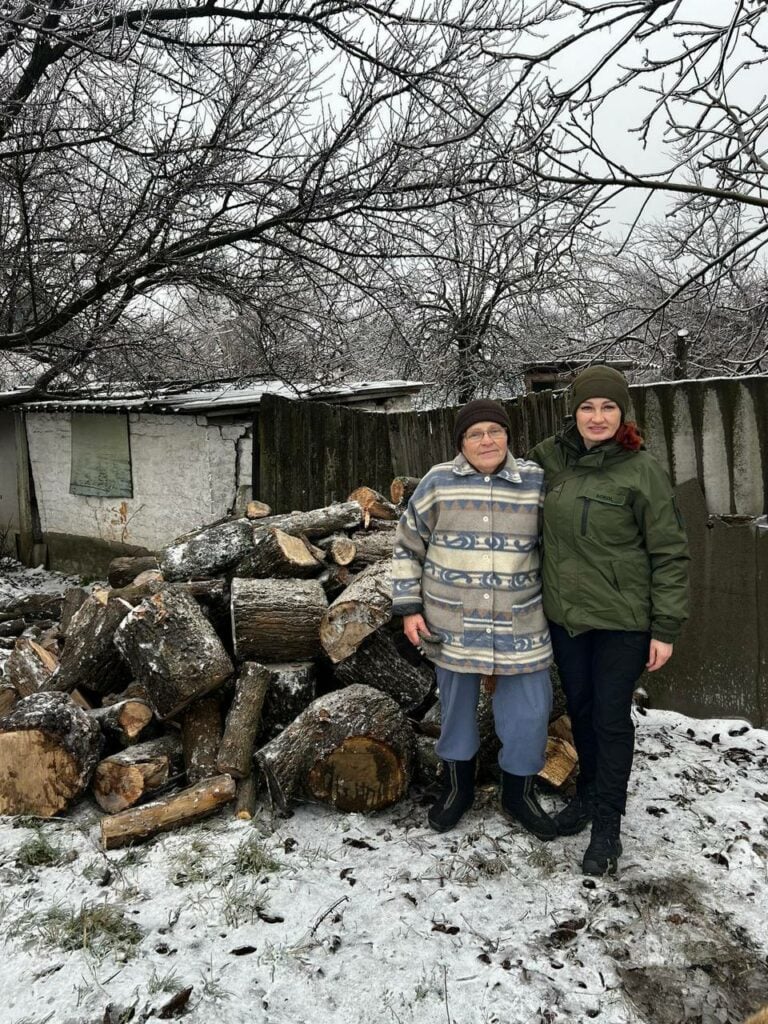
[428,758,476,832]
[554,780,596,836]
[582,806,622,875]
[500,772,557,841]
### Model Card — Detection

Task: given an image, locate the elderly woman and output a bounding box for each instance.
[529,366,689,875]
[392,399,555,839]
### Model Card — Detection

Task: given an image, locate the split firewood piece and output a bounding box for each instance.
[60,587,89,633]
[231,578,328,662]
[217,662,273,778]
[332,628,434,713]
[257,501,363,538]
[347,531,394,566]
[537,736,578,790]
[114,587,234,720]
[390,476,421,506]
[260,662,317,739]
[347,486,399,525]
[100,774,236,850]
[548,714,575,747]
[181,694,223,784]
[92,735,184,813]
[235,527,322,579]
[316,534,356,566]
[246,500,272,519]
[0,691,102,816]
[49,591,132,694]
[107,555,160,589]
[5,637,59,696]
[319,559,393,664]
[255,683,414,813]
[160,518,254,582]
[234,773,258,820]
[0,683,18,717]
[88,699,154,747]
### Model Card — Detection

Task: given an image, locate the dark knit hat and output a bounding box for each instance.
[454,399,511,450]
[570,365,630,416]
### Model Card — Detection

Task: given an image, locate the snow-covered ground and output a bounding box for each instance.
[1,565,767,1024]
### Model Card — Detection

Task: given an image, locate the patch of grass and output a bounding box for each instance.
[169,836,214,886]
[232,835,280,877]
[148,965,181,995]
[24,901,143,959]
[221,879,272,928]
[525,843,558,876]
[15,832,65,869]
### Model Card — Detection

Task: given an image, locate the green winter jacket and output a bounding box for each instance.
[529,423,689,643]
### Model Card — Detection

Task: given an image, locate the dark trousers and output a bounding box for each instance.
[549,622,650,815]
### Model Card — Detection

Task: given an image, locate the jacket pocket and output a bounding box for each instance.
[578,484,634,542]
[423,589,464,638]
[611,559,651,629]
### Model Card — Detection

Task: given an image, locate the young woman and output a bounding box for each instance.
[529,366,689,875]
[393,399,556,839]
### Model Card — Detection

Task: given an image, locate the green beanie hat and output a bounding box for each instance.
[570,365,630,417]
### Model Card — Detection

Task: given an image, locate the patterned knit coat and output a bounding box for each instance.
[392,451,553,675]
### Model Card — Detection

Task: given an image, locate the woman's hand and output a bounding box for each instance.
[403,613,429,646]
[647,639,673,672]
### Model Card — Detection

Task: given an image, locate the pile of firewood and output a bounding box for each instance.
[0,479,576,849]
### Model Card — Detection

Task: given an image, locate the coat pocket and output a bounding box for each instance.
[423,589,464,638]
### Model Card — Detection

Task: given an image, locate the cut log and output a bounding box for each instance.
[0,618,27,638]
[260,662,317,739]
[332,628,434,713]
[60,587,89,633]
[1,593,64,621]
[348,531,394,566]
[0,683,18,716]
[317,564,354,601]
[246,500,272,519]
[88,699,154,747]
[257,501,363,538]
[347,486,399,524]
[235,527,322,579]
[5,637,58,696]
[181,694,223,784]
[255,683,414,812]
[50,592,132,694]
[0,692,102,816]
[217,662,272,778]
[100,774,236,850]
[234,773,258,819]
[415,733,440,786]
[108,555,160,589]
[92,735,184,813]
[319,559,393,664]
[231,578,327,662]
[160,518,254,582]
[316,534,356,566]
[390,476,421,506]
[114,587,234,720]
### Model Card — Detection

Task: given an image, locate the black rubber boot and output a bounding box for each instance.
[428,758,476,832]
[582,807,623,875]
[500,772,557,841]
[555,781,595,836]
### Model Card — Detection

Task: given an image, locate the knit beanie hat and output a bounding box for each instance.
[454,399,511,450]
[570,365,630,417]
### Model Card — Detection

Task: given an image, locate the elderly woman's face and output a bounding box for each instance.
[575,397,622,448]
[461,420,509,473]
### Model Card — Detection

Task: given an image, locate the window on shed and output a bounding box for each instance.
[70,413,133,497]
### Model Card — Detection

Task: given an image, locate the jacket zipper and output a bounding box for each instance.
[581,498,590,536]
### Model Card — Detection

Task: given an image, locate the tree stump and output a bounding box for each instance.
[257,501,363,537]
[92,735,184,813]
[100,774,236,850]
[332,628,434,713]
[114,587,234,720]
[319,559,393,663]
[260,662,317,739]
[0,692,102,816]
[235,527,322,578]
[160,518,254,581]
[255,683,414,812]
[231,578,328,662]
[181,694,224,783]
[50,591,132,694]
[217,662,272,778]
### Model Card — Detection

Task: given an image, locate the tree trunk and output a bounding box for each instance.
[181,694,224,783]
[231,578,327,662]
[114,587,234,720]
[332,628,434,713]
[5,637,58,696]
[88,699,154,747]
[108,555,160,589]
[319,559,393,663]
[255,683,414,812]
[235,526,322,578]
[50,591,132,694]
[92,735,184,813]
[390,476,421,506]
[100,774,236,850]
[160,518,254,581]
[260,662,317,739]
[347,486,399,523]
[0,692,102,816]
[217,662,272,778]
[257,501,363,537]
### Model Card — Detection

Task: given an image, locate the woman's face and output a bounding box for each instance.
[575,397,622,449]
[461,420,509,473]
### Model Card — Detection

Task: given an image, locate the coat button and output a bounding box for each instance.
[483,516,489,523]
[484,476,490,482]
[486,627,492,634]
[484,593,490,600]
